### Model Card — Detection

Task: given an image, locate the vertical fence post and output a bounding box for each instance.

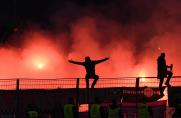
[76,78,80,118]
[87,85,90,118]
[15,79,20,118]
[136,77,140,118]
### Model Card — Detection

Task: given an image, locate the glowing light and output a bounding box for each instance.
[138,71,147,82]
[141,78,147,82]
[33,57,47,70]
[36,63,44,69]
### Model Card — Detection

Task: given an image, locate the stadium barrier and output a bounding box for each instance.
[0,76,180,90]
[0,77,180,118]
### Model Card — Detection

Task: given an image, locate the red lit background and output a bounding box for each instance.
[0,0,180,86]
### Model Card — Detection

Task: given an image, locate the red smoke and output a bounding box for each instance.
[0,0,180,88]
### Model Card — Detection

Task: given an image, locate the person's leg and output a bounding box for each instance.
[165,71,173,87]
[91,75,99,89]
[85,75,91,110]
[85,75,90,89]
[159,78,164,96]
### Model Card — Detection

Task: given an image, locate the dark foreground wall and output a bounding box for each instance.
[79,100,167,118]
[168,87,181,107]
[0,87,164,117]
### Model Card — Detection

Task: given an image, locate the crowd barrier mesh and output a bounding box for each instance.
[0,77,180,90]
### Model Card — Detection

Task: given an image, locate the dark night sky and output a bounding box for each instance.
[0,0,160,43]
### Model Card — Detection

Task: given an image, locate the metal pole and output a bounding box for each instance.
[15,79,20,118]
[136,77,140,118]
[87,86,90,118]
[76,78,80,118]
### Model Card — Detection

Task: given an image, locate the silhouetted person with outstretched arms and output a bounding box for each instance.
[157,52,173,96]
[69,56,109,89]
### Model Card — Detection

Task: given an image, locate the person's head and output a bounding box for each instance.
[85,56,91,62]
[160,52,165,58]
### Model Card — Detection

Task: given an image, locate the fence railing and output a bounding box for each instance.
[0,77,180,118]
[0,76,180,90]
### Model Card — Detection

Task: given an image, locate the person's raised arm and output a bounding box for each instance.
[94,57,109,64]
[68,60,84,65]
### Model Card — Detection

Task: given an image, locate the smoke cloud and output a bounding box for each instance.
[0,0,180,79]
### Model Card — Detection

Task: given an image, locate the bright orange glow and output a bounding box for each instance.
[0,15,180,90]
[36,62,44,69]
[138,71,147,82]
[32,56,47,70]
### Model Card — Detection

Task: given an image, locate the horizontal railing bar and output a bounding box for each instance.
[0,76,180,80]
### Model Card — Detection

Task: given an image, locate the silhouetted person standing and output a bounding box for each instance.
[157,52,173,96]
[69,56,109,89]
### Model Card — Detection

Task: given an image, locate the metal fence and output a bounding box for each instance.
[0,76,181,90]
[0,77,180,118]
